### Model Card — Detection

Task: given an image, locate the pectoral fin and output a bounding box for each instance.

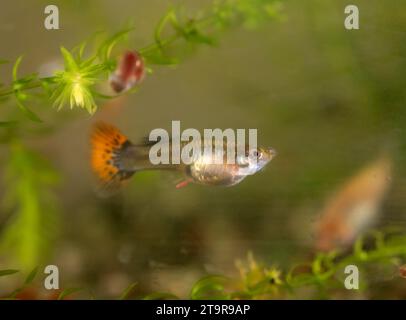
[175,179,192,189]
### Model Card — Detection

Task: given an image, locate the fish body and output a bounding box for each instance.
[91,122,276,194]
[187,142,271,186]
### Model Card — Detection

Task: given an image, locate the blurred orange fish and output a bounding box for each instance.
[315,156,392,252]
[90,122,276,195]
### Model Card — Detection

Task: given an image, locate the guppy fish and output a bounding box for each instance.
[91,122,276,194]
[109,51,145,93]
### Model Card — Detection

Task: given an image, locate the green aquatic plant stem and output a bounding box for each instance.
[0,142,60,269]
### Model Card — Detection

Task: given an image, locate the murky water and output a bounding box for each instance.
[0,0,405,298]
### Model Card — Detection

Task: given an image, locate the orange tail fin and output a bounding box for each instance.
[91,122,134,196]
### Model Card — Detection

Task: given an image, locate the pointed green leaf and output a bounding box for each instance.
[190,275,229,300]
[77,40,88,60]
[12,56,23,81]
[154,8,177,49]
[24,267,39,284]
[16,100,42,123]
[60,47,78,71]
[98,28,134,61]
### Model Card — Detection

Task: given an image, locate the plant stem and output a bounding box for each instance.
[0,81,45,98]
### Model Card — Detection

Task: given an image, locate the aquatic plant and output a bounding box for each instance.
[189,230,406,299]
[0,0,283,119]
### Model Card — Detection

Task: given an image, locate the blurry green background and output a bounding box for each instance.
[0,0,406,298]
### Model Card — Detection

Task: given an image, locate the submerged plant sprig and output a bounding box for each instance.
[2,229,405,299]
[188,230,406,300]
[0,0,283,121]
[11,56,43,122]
[51,47,107,114]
